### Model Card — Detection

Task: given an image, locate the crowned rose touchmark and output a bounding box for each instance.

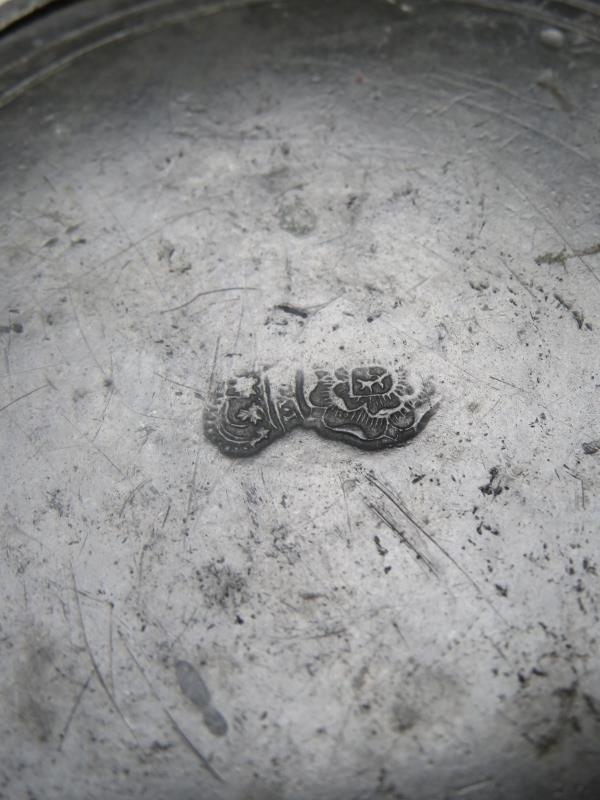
[204,364,438,457]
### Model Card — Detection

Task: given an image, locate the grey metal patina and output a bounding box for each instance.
[1,1,599,798]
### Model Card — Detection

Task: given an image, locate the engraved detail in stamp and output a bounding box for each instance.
[204,365,437,457]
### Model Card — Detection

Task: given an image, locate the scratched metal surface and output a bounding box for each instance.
[1,1,600,798]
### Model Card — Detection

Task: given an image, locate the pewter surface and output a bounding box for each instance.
[1,1,600,799]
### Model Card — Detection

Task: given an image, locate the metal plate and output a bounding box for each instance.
[1,1,600,798]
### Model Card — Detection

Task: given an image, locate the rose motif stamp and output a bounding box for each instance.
[204,365,437,457]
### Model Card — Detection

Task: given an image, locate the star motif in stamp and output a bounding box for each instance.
[236,404,263,424]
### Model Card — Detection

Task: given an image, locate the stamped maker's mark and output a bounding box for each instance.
[204,365,437,457]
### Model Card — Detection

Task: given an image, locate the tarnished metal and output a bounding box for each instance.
[204,365,437,455]
[1,1,600,798]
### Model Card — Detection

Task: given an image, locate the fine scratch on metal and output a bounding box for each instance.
[59,411,125,476]
[70,566,139,742]
[499,165,600,288]
[339,475,354,546]
[57,671,93,752]
[119,478,151,517]
[0,383,49,414]
[365,499,439,577]
[160,286,259,314]
[67,286,112,380]
[448,0,600,45]
[459,97,591,163]
[91,381,115,443]
[153,371,204,398]
[207,335,221,396]
[365,472,510,626]
[437,68,554,112]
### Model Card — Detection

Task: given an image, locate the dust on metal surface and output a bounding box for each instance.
[1,1,600,798]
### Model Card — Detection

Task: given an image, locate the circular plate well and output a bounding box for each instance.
[1,2,600,798]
